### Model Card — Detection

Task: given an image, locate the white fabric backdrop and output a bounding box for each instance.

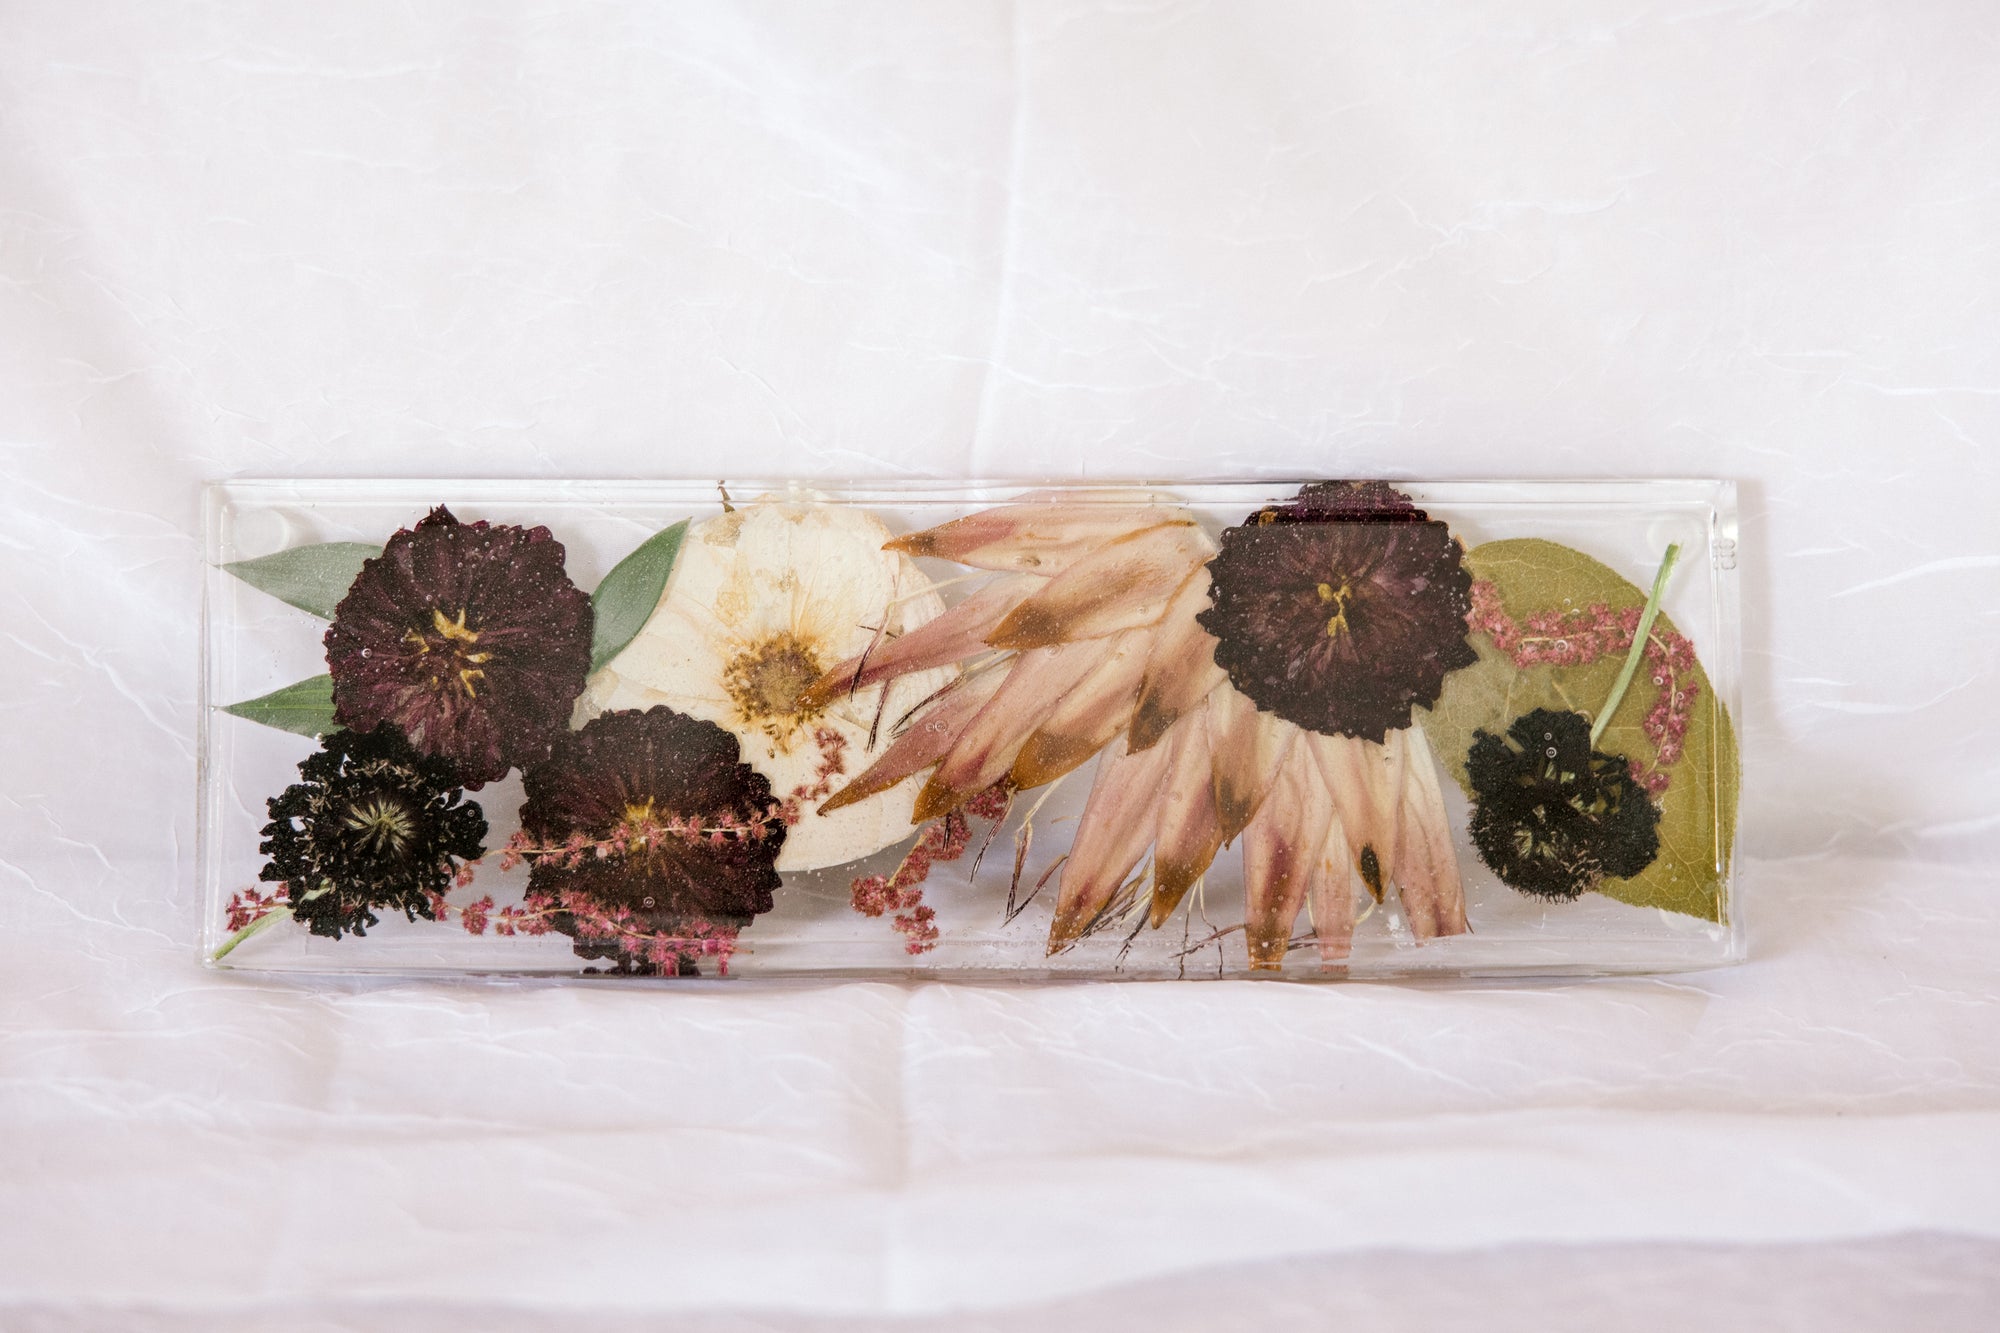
[2,1,1996,1325]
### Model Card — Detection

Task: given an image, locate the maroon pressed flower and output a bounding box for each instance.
[1196,481,1477,742]
[324,507,593,786]
[516,706,786,974]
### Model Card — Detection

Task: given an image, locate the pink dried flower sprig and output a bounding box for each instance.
[426,886,739,974]
[225,883,290,932]
[494,801,787,875]
[850,783,1010,954]
[1467,581,1700,796]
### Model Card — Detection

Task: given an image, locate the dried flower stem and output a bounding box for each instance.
[1591,544,1680,748]
[1467,549,1698,797]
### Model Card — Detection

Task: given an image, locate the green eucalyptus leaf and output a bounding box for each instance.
[221,542,380,620]
[589,519,690,672]
[1417,538,1739,922]
[220,674,338,738]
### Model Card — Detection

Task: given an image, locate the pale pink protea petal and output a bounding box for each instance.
[886,502,1180,576]
[1304,772,1357,965]
[986,522,1213,650]
[1241,743,1331,971]
[1010,627,1155,789]
[1390,729,1469,941]
[1305,730,1405,901]
[1047,736,1180,952]
[1207,683,1299,845]
[1147,706,1223,926]
[804,574,1042,708]
[817,669,1004,815]
[1126,566,1228,753]
[914,638,1119,820]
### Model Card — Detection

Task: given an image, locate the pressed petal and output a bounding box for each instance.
[1206,682,1298,845]
[913,637,1120,820]
[1241,743,1331,970]
[1009,627,1154,789]
[1047,736,1180,952]
[1305,797,1358,964]
[1126,566,1229,753]
[1147,710,1223,927]
[1305,729,1405,902]
[986,523,1213,650]
[887,502,1182,575]
[1391,729,1469,940]
[802,573,1042,708]
[818,669,1005,815]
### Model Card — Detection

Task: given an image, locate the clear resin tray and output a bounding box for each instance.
[199,479,1741,981]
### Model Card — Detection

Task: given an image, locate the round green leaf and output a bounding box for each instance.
[1417,538,1739,921]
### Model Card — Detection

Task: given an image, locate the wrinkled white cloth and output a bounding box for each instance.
[2,1,1996,1326]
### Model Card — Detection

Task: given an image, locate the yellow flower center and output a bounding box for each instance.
[620,797,659,850]
[403,606,493,698]
[723,632,826,743]
[1317,579,1355,639]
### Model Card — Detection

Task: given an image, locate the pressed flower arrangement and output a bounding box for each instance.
[203,480,1741,979]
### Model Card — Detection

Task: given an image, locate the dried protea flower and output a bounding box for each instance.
[324,506,594,786]
[258,725,487,939]
[811,488,1473,969]
[1197,481,1477,744]
[1467,708,1661,901]
[516,706,786,973]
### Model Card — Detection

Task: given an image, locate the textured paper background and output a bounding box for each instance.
[2,1,1996,1326]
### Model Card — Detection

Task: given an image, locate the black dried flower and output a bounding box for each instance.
[1467,708,1661,901]
[258,725,488,938]
[517,706,786,975]
[1197,481,1477,742]
[324,506,594,786]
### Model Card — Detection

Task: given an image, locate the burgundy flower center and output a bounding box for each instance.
[402,606,495,699]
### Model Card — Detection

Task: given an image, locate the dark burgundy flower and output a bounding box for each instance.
[258,725,488,939]
[1466,708,1660,901]
[324,506,593,786]
[1197,481,1477,741]
[517,706,786,975]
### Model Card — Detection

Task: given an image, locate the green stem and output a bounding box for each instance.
[210,882,330,962]
[211,903,292,961]
[1591,543,1681,749]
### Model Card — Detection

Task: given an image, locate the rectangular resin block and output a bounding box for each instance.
[200,479,1740,980]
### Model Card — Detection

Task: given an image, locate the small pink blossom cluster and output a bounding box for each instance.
[849,784,990,953]
[1468,580,1700,797]
[1470,581,1645,669]
[440,886,736,973]
[225,882,288,931]
[1637,633,1701,793]
[847,784,1011,955]
[497,807,784,874]
[962,784,1011,822]
[772,726,850,826]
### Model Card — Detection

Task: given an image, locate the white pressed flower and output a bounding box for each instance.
[579,499,954,872]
